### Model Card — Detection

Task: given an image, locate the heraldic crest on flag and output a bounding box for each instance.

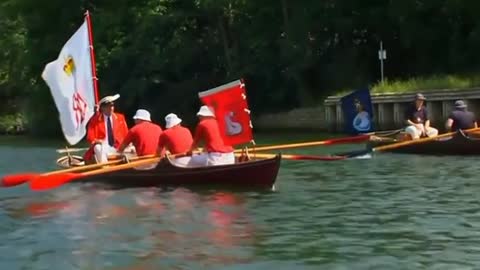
[42,19,97,145]
[198,79,254,146]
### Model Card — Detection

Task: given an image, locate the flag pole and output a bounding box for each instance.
[84,10,99,105]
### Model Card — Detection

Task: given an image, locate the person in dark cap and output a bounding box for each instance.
[404,93,438,139]
[445,100,477,132]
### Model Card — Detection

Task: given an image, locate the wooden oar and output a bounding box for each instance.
[1,154,155,188]
[374,127,480,152]
[244,134,370,153]
[30,156,163,191]
[244,153,348,161]
[351,127,480,156]
[56,147,89,154]
[363,128,403,136]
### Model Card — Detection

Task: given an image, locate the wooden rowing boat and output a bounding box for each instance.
[55,154,281,189]
[368,130,480,155]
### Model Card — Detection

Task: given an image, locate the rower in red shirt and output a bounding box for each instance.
[189,105,235,166]
[157,113,193,166]
[117,109,163,156]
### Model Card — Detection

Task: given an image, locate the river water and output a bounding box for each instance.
[0,134,479,269]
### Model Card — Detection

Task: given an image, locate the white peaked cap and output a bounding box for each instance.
[196,105,215,117]
[165,113,182,129]
[132,109,151,122]
[98,94,120,105]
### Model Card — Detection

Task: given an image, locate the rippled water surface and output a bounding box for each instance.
[1,134,480,269]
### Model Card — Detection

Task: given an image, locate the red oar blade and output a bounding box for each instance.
[1,173,38,187]
[30,173,82,191]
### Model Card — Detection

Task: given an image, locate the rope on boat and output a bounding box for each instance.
[458,129,480,141]
[66,146,74,167]
[250,140,256,160]
[121,154,131,164]
[238,147,251,162]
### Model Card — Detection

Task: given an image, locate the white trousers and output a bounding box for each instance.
[405,125,438,139]
[93,143,118,163]
[171,156,193,167]
[188,152,235,167]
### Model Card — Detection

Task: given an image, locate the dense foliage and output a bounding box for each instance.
[1,0,480,135]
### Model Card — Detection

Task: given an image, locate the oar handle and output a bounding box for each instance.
[59,152,188,178]
[51,154,156,175]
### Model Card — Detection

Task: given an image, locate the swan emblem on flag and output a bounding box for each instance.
[225,111,242,136]
[352,98,371,132]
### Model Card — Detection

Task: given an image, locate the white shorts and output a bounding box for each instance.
[405,125,438,139]
[170,156,193,167]
[188,152,235,167]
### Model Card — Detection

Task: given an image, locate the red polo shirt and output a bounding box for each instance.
[193,118,233,153]
[158,125,193,154]
[120,121,163,156]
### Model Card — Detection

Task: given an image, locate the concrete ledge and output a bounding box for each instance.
[324,87,480,105]
[254,88,480,132]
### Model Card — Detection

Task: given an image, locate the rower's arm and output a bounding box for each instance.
[404,108,414,125]
[157,134,166,157]
[424,119,431,128]
[445,118,453,132]
[190,125,203,150]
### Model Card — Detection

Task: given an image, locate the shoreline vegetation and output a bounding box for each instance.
[334,73,480,96]
[3,73,480,136]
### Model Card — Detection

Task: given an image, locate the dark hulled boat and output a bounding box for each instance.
[368,130,480,155]
[56,154,282,189]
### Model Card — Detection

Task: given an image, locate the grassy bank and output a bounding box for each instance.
[334,73,480,96]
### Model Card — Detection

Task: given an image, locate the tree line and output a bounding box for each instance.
[1,0,480,136]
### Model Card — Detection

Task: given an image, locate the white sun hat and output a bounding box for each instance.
[132,109,151,122]
[165,113,182,129]
[196,105,215,117]
[98,94,120,105]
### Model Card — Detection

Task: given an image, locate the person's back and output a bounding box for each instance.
[189,106,235,167]
[118,109,162,156]
[125,121,163,156]
[159,125,193,154]
[195,118,234,153]
[446,100,477,132]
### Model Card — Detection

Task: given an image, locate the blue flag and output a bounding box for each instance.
[340,88,374,134]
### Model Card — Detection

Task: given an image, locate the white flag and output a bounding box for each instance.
[42,20,96,145]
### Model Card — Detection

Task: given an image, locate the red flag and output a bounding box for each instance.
[199,79,254,146]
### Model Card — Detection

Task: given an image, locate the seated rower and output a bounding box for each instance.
[117,109,163,157]
[188,105,235,166]
[84,94,129,163]
[157,113,193,166]
[445,100,477,132]
[404,93,438,139]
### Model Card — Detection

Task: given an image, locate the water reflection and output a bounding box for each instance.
[10,187,257,269]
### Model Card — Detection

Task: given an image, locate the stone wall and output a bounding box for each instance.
[254,88,480,132]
